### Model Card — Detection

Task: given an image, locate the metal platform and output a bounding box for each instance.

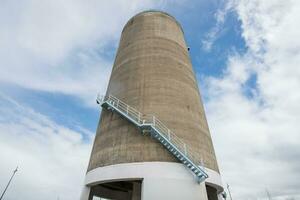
[96,94,208,183]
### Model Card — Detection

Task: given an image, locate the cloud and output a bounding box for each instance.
[0,0,166,106]
[201,0,235,51]
[204,0,300,199]
[0,93,94,200]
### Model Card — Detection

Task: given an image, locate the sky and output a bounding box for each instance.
[0,0,299,199]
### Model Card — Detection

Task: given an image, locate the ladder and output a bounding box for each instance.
[96,94,208,183]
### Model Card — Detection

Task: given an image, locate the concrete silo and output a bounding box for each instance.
[81,10,224,200]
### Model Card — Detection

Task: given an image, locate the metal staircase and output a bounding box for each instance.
[96,94,208,183]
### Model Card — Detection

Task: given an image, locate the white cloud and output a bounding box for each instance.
[204,0,300,199]
[0,93,94,200]
[201,0,235,51]
[0,0,166,106]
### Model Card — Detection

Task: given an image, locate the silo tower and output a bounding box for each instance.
[81,10,224,200]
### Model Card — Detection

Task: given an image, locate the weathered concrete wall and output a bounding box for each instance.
[87,11,219,172]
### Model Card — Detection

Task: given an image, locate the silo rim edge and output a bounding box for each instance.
[122,9,185,35]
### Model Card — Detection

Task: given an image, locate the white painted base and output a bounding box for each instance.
[80,162,223,200]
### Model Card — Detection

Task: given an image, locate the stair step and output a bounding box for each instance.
[197,172,203,176]
[198,173,203,178]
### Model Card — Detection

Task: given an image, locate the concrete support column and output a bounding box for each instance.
[132,182,142,200]
[80,186,90,200]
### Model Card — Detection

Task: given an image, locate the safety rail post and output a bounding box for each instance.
[109,95,112,104]
[200,158,206,173]
[153,116,155,126]
[183,143,187,155]
[116,99,119,108]
[168,129,171,141]
[138,113,141,124]
[126,105,129,115]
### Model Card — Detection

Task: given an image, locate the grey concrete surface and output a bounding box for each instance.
[87,10,219,172]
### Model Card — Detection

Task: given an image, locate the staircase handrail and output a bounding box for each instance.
[97,94,204,166]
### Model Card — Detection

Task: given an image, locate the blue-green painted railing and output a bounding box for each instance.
[97,94,208,183]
